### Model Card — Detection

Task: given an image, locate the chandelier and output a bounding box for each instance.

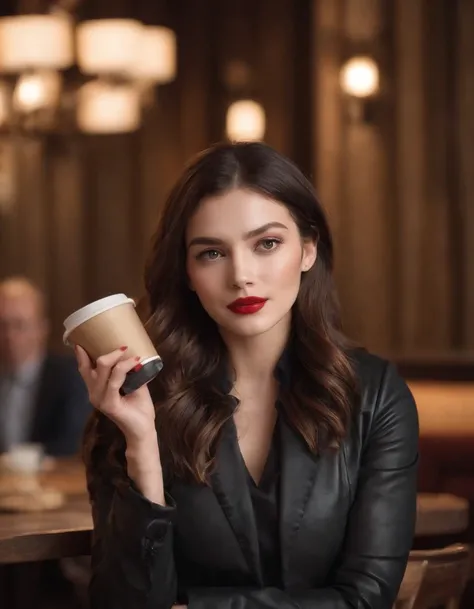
[0,12,176,134]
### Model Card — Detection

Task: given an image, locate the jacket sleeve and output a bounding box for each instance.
[188,362,419,609]
[89,478,177,609]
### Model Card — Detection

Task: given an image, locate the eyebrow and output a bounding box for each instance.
[188,222,289,248]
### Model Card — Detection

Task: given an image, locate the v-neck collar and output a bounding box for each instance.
[210,341,321,586]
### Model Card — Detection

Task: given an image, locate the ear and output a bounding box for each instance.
[301,239,317,273]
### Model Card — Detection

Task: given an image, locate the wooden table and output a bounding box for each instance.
[0,459,92,564]
[416,493,470,536]
[0,461,470,564]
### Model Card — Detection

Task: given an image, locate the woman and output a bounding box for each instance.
[79,142,418,609]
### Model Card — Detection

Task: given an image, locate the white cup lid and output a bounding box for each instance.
[63,293,135,344]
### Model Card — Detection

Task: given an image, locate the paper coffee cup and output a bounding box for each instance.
[63,294,163,394]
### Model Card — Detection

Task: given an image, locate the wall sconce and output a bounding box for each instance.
[340,56,379,123]
[226,99,266,142]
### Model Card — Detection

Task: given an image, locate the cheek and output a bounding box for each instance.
[265,248,303,287]
[187,263,221,302]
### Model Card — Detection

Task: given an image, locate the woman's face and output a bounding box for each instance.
[185,188,316,339]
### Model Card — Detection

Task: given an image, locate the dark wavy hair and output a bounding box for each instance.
[84,142,359,493]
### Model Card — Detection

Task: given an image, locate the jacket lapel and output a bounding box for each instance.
[279,415,321,587]
[210,417,263,584]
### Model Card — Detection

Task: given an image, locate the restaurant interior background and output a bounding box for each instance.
[0,0,472,364]
[0,0,474,608]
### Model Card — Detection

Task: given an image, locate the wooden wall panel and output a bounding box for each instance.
[313,0,474,356]
[46,137,86,330]
[341,0,393,352]
[15,138,49,291]
[393,0,425,351]
[177,0,214,162]
[0,139,20,279]
[457,0,474,349]
[418,0,453,349]
[257,0,295,155]
[312,0,346,305]
[314,0,394,352]
[84,136,137,299]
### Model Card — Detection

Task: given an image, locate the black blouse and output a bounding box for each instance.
[242,421,282,587]
[232,354,289,588]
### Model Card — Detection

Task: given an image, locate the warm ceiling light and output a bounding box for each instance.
[0,14,74,72]
[340,56,379,98]
[76,19,142,76]
[13,71,62,113]
[134,26,177,83]
[77,80,141,133]
[226,100,266,142]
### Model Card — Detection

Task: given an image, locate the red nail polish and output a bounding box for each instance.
[133,363,143,372]
[120,346,128,351]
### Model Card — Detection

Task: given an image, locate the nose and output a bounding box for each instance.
[229,249,255,289]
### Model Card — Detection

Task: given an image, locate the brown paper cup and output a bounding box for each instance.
[63,294,162,394]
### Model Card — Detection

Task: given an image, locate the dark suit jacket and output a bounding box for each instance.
[30,353,91,456]
[88,350,419,609]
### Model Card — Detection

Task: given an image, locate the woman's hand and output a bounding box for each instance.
[75,345,156,446]
[76,344,166,504]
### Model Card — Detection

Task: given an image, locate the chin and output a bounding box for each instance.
[220,313,286,338]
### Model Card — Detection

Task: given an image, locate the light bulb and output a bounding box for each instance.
[340,56,379,98]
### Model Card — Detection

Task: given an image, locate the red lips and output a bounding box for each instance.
[227,297,268,315]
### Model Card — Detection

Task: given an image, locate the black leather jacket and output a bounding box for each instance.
[88,350,419,609]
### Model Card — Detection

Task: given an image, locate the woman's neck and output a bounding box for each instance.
[220,314,291,387]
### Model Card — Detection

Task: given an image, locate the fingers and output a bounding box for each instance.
[75,345,95,384]
[101,356,139,402]
[98,357,139,420]
[75,345,134,409]
[95,346,129,386]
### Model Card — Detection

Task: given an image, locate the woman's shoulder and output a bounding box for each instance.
[347,347,415,415]
[345,348,418,460]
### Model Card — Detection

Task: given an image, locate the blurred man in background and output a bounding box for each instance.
[0,276,90,456]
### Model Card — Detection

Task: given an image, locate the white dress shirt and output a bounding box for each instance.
[0,357,43,452]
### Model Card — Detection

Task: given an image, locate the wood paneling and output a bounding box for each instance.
[312,0,346,302]
[393,0,425,350]
[313,0,474,356]
[457,0,474,349]
[15,139,48,290]
[46,137,85,328]
[419,0,453,349]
